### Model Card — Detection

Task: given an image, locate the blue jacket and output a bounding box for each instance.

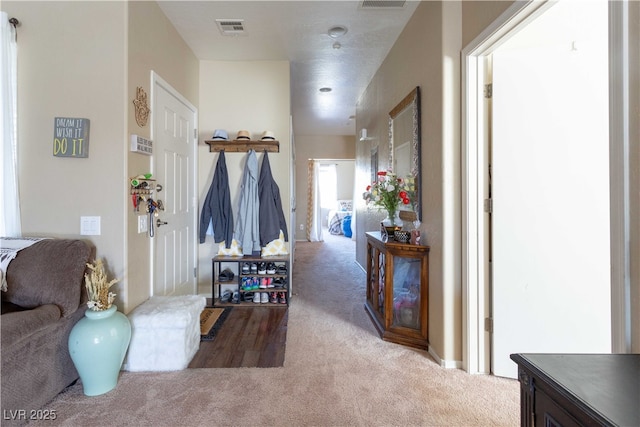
[199,151,233,247]
[258,152,288,246]
[234,150,260,255]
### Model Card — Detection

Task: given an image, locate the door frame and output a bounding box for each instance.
[149,71,199,296]
[461,0,632,374]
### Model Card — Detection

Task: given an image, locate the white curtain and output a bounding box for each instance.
[1,13,20,237]
[306,160,323,242]
[319,163,337,211]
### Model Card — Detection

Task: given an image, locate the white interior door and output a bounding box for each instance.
[491,0,611,378]
[152,75,197,296]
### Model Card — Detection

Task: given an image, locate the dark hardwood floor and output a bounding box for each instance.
[189,302,288,369]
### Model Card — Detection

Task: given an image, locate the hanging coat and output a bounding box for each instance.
[258,151,289,246]
[199,151,233,247]
[234,150,260,255]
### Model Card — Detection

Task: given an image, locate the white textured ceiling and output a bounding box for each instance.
[157,1,420,136]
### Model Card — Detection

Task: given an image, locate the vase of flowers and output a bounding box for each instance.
[68,259,131,396]
[363,170,412,236]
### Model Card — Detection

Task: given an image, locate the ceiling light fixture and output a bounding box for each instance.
[328,25,348,39]
[333,42,342,50]
[319,87,332,93]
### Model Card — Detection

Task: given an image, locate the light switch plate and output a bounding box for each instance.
[80,216,101,235]
[137,215,148,234]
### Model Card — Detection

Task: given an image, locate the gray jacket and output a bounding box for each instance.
[234,150,260,255]
[258,152,288,246]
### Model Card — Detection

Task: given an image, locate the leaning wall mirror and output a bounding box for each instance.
[389,86,421,222]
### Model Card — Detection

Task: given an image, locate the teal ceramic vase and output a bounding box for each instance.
[68,305,131,396]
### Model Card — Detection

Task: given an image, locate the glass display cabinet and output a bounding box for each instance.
[365,231,429,349]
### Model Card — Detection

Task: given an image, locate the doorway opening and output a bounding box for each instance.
[462,0,629,376]
[306,159,355,245]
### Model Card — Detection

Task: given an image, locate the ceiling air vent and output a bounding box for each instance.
[215,19,246,36]
[360,0,406,9]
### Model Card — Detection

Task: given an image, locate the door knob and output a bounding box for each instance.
[156,219,168,227]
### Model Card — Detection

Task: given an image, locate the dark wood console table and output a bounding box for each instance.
[365,231,429,349]
[510,353,639,427]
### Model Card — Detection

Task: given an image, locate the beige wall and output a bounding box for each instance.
[3,1,199,314]
[355,1,464,364]
[356,0,640,363]
[294,134,355,241]
[126,1,199,312]
[461,0,513,47]
[4,1,129,308]
[197,61,291,296]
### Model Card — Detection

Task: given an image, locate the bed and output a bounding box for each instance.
[328,200,353,236]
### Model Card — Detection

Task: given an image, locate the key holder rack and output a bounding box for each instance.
[130,178,156,195]
[130,177,163,211]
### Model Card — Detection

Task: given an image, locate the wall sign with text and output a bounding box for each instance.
[53,117,90,158]
[130,134,152,155]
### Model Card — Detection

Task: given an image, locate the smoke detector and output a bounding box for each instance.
[216,19,246,36]
[360,128,373,141]
[328,25,348,39]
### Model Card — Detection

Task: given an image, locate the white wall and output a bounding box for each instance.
[197,61,291,296]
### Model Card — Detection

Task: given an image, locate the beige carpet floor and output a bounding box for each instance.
[30,232,519,426]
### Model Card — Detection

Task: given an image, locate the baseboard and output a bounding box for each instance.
[428,346,463,370]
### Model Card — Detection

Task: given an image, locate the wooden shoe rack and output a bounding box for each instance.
[211,255,290,307]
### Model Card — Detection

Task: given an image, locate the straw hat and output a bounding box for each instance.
[236,130,251,140]
[260,130,276,140]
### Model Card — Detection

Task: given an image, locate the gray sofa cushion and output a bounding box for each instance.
[1,304,61,348]
[4,239,91,317]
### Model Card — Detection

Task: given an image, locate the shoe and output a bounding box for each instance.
[276,264,287,275]
[242,263,250,274]
[220,290,232,303]
[278,292,287,304]
[273,278,284,288]
[250,263,258,273]
[269,292,278,303]
[266,262,276,274]
[261,293,269,303]
[259,278,268,289]
[219,268,235,282]
[266,277,274,288]
[258,262,267,274]
[243,292,254,302]
[241,277,251,291]
[231,291,239,303]
[253,293,261,303]
[251,278,259,290]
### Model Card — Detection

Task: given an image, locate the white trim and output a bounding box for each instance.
[461,0,549,375]
[462,0,632,374]
[428,346,462,370]
[608,0,632,353]
[150,71,199,296]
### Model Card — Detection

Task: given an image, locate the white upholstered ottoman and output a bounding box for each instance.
[124,295,206,371]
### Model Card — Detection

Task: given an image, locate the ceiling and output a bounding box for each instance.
[157,1,420,136]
